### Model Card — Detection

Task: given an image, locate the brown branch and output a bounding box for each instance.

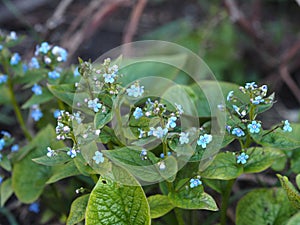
[46,0,74,30]
[279,65,300,104]
[122,0,147,44]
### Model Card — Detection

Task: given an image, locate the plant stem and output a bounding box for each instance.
[174,208,185,225]
[220,179,235,225]
[2,56,32,141]
[0,207,19,225]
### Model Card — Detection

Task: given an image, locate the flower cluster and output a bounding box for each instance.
[189,176,202,188]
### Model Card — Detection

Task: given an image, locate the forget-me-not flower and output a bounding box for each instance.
[237,152,249,164]
[32,84,42,95]
[53,109,61,118]
[67,148,77,158]
[28,57,40,69]
[48,70,60,79]
[232,128,245,137]
[245,82,257,90]
[247,121,261,133]
[179,132,189,145]
[10,53,21,65]
[73,67,80,77]
[251,96,264,105]
[93,151,104,164]
[166,116,177,129]
[283,120,292,132]
[197,134,212,148]
[138,128,145,138]
[227,91,234,101]
[46,147,56,157]
[88,98,102,113]
[11,144,19,152]
[133,107,143,119]
[31,105,43,121]
[29,202,40,213]
[0,74,8,84]
[0,139,5,150]
[103,73,116,83]
[39,42,51,54]
[52,46,68,62]
[190,178,202,188]
[126,83,144,97]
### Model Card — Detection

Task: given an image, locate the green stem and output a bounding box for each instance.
[0,207,19,225]
[3,59,32,140]
[174,208,185,225]
[220,179,235,225]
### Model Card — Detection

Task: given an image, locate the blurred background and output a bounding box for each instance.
[1,0,299,123]
[1,1,300,224]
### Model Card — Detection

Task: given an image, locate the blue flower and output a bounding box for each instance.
[28,57,40,69]
[140,149,147,160]
[175,103,184,115]
[52,46,68,62]
[247,121,261,133]
[251,96,264,105]
[166,116,177,129]
[22,64,28,72]
[31,84,42,95]
[138,128,145,138]
[93,151,104,164]
[9,31,17,40]
[103,73,116,83]
[0,45,3,51]
[160,153,165,158]
[73,67,80,77]
[48,70,60,79]
[10,53,21,65]
[245,82,257,90]
[226,91,234,101]
[179,132,189,144]
[197,134,212,148]
[0,176,3,184]
[152,127,168,139]
[232,128,245,137]
[1,131,11,138]
[190,178,202,188]
[126,83,144,97]
[46,147,56,157]
[31,105,43,121]
[53,109,61,118]
[133,107,143,119]
[67,148,77,158]
[39,42,51,54]
[29,202,40,213]
[283,120,292,132]
[88,98,102,113]
[237,152,249,164]
[0,139,5,150]
[0,74,8,84]
[11,144,19,152]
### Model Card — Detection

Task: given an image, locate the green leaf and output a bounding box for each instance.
[1,178,13,206]
[66,194,90,225]
[0,154,12,171]
[94,112,113,129]
[12,125,55,203]
[277,174,300,209]
[85,176,150,225]
[33,150,71,166]
[287,212,300,225]
[47,84,76,107]
[148,194,174,219]
[251,124,300,150]
[244,147,284,173]
[168,188,218,211]
[296,174,300,190]
[22,88,53,109]
[200,152,243,180]
[236,188,297,225]
[46,160,80,184]
[74,154,97,176]
[291,149,300,173]
[103,147,162,183]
